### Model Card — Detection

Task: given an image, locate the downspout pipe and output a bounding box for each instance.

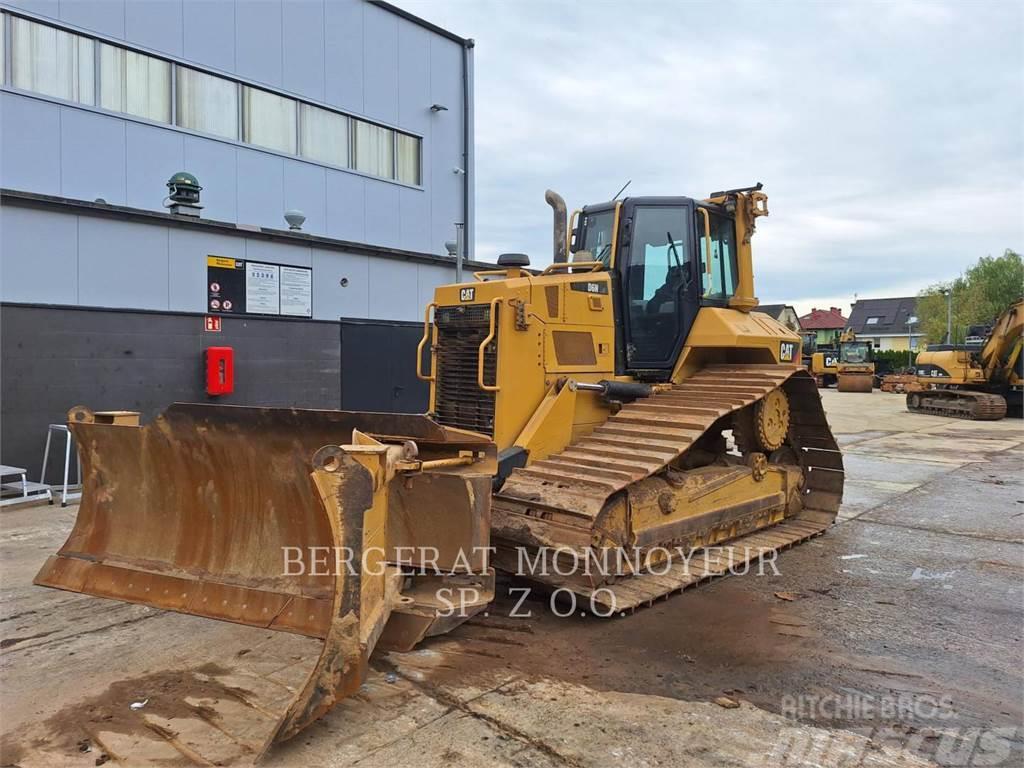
[545,190,568,263]
[462,39,475,262]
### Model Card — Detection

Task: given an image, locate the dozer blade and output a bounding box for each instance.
[33,403,494,763]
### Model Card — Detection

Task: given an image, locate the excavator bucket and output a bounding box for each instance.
[33,403,495,763]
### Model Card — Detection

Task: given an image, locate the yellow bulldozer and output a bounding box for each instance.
[907,299,1023,419]
[35,184,843,761]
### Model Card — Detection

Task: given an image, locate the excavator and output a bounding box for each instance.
[33,184,843,763]
[907,299,1023,419]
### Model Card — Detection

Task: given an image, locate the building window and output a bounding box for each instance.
[354,120,395,179]
[99,43,170,123]
[243,86,296,154]
[10,16,94,105]
[397,132,421,185]
[865,316,881,325]
[299,103,349,167]
[4,14,423,187]
[175,66,238,140]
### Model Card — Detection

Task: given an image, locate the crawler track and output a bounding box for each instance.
[906,389,1007,420]
[493,365,843,606]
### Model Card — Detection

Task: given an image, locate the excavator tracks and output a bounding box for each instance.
[493,365,843,608]
[906,389,1007,420]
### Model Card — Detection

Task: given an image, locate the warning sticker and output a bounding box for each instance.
[207,256,237,269]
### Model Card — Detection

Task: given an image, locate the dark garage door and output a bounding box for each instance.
[339,318,429,414]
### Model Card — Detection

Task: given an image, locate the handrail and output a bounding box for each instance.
[473,268,530,281]
[567,209,580,256]
[539,261,605,276]
[415,302,437,382]
[696,207,713,297]
[477,298,501,392]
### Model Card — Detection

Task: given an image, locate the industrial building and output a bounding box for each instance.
[0,0,479,480]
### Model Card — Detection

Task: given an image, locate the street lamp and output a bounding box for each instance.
[907,319,916,369]
[940,288,952,343]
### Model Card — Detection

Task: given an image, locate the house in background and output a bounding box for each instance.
[847,297,919,351]
[755,304,800,332]
[797,306,847,347]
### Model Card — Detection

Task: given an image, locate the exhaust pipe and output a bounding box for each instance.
[545,189,568,263]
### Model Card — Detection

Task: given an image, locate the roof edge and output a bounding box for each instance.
[369,1,473,46]
[1,188,497,271]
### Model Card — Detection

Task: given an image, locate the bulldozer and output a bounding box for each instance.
[34,184,843,762]
[907,299,1023,419]
[835,330,875,392]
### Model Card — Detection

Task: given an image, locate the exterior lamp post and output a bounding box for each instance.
[940,288,952,344]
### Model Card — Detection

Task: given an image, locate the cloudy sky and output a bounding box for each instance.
[398,0,1022,316]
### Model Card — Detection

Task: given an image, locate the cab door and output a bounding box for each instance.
[617,200,699,374]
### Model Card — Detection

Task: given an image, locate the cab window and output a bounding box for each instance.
[578,209,615,265]
[840,341,872,363]
[625,205,689,363]
[697,211,738,298]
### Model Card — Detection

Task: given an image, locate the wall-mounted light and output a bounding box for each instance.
[452,167,466,175]
[430,103,449,112]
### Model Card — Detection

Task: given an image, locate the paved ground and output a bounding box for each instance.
[1,389,1022,767]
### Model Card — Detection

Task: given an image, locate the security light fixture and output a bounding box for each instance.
[430,103,449,112]
[444,240,458,257]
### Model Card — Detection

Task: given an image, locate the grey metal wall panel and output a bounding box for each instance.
[169,228,243,312]
[282,0,325,101]
[244,238,311,268]
[361,2,398,124]
[182,0,235,71]
[363,178,399,249]
[183,136,237,222]
[367,254,416,321]
[283,159,327,236]
[416,262,450,312]
[1,0,58,18]
[236,149,283,228]
[325,168,365,242]
[59,0,125,39]
[77,217,170,310]
[311,247,369,319]
[397,17,430,134]
[125,0,184,57]
[0,94,61,196]
[126,122,186,211]
[234,0,282,87]
[399,186,430,253]
[428,36,464,253]
[322,0,363,113]
[0,206,78,305]
[60,108,127,205]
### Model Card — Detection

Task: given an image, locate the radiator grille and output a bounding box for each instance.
[433,304,497,435]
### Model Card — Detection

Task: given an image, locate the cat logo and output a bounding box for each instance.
[780,341,795,362]
[459,287,475,302]
[825,355,839,368]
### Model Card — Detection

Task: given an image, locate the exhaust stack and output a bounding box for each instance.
[545,189,568,263]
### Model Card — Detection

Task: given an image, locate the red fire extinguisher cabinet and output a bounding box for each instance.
[205,346,234,396]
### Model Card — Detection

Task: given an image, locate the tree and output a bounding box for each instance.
[917,249,1023,345]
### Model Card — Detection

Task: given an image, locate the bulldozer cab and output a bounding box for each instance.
[572,196,739,375]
